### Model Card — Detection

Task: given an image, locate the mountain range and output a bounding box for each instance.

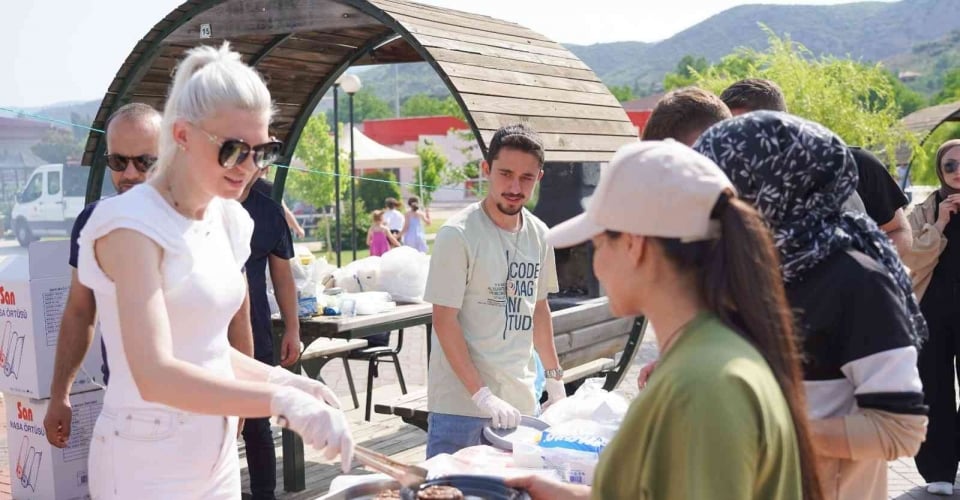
[357,0,960,102]
[16,0,960,122]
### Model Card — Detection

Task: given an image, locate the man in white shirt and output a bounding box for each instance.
[423,124,565,457]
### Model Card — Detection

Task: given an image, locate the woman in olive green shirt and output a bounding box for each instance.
[508,141,821,500]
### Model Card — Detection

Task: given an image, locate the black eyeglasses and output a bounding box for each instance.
[943,159,959,175]
[195,126,282,170]
[104,154,157,173]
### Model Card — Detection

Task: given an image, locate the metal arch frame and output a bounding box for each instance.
[84,0,228,204]
[249,33,294,66]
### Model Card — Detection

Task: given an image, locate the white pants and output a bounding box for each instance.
[89,406,239,499]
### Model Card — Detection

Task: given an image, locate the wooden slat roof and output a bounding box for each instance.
[896,100,960,165]
[82,0,635,180]
[902,99,960,135]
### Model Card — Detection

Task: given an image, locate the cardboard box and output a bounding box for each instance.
[0,241,103,398]
[5,389,103,500]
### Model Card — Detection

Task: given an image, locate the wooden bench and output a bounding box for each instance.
[374,297,647,431]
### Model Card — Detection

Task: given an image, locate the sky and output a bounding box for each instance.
[1,0,897,108]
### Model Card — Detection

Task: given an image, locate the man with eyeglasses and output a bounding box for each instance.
[43,103,161,447]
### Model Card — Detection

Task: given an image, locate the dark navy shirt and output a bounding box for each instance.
[69,201,110,383]
[242,189,295,363]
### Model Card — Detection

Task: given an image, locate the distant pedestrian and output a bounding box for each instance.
[367,209,399,257]
[383,197,405,242]
[400,196,431,253]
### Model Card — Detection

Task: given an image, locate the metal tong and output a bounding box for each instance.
[353,445,429,489]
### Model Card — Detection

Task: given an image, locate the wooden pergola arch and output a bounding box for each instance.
[82,0,636,203]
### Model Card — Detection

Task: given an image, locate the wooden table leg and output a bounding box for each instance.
[282,428,306,492]
[426,323,433,361]
[274,324,306,492]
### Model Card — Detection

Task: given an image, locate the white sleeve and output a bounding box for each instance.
[76,196,188,294]
[219,199,254,271]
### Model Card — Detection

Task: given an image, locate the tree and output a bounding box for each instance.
[31,128,83,164]
[330,88,393,129]
[932,68,960,105]
[358,170,401,214]
[287,113,348,209]
[401,94,465,120]
[683,26,921,171]
[886,72,926,117]
[663,55,710,90]
[607,85,634,102]
[415,139,447,204]
[439,130,484,198]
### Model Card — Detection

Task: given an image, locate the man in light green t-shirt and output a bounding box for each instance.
[423,124,564,458]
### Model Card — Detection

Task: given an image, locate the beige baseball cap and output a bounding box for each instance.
[547,140,735,249]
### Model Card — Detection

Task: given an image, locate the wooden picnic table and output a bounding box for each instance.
[271,303,434,493]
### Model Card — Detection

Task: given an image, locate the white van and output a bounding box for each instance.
[10,164,115,247]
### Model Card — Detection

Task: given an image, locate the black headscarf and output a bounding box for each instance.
[694,111,926,345]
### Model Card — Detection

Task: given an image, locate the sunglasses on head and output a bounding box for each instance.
[104,154,157,173]
[194,126,282,170]
[943,159,960,175]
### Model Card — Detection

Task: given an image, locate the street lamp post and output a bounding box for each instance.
[339,74,362,261]
[332,83,341,267]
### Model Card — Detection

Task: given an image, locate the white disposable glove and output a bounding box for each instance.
[543,378,567,411]
[267,365,342,409]
[472,387,521,429]
[271,387,355,472]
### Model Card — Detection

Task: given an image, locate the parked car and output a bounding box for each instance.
[10,164,114,247]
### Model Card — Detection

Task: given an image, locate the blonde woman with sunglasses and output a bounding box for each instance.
[77,43,353,498]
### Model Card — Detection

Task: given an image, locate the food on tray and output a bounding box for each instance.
[374,489,401,499]
[417,485,465,500]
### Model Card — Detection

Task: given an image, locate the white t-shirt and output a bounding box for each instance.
[384,208,405,232]
[77,184,253,412]
[424,202,559,417]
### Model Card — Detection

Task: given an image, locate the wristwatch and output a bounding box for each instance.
[544,367,564,380]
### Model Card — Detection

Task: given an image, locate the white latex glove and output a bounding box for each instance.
[472,387,521,429]
[267,365,342,409]
[271,387,354,472]
[543,378,567,411]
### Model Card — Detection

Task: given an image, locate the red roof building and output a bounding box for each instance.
[362,116,468,146]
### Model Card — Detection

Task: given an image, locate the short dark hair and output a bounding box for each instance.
[641,87,731,145]
[384,197,399,209]
[486,123,545,167]
[105,102,161,132]
[719,78,787,113]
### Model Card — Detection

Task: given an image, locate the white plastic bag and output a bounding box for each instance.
[540,378,628,427]
[378,246,431,303]
[332,257,382,293]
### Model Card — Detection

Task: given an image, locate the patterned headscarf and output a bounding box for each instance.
[694,111,926,345]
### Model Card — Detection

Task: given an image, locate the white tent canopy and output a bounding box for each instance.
[343,126,419,170]
[291,126,422,197]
